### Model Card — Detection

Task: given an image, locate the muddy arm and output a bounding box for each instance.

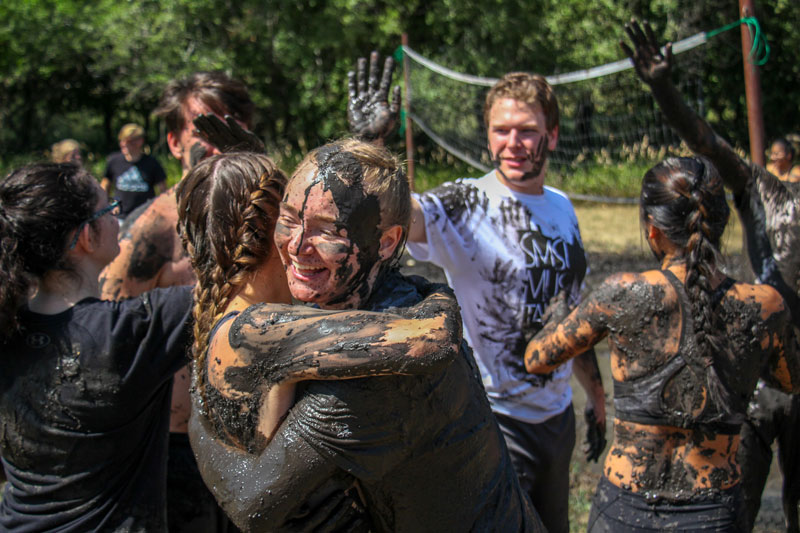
[230,284,462,386]
[621,20,751,195]
[526,289,609,460]
[761,302,800,394]
[189,406,367,532]
[524,283,613,374]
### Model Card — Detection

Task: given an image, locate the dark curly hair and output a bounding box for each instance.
[0,163,99,337]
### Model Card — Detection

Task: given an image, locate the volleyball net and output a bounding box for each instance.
[399,18,767,202]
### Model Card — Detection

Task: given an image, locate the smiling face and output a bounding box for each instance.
[274,149,389,309]
[487,98,558,195]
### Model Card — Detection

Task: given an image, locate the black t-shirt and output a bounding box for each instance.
[104,152,167,216]
[0,287,192,532]
[285,273,542,532]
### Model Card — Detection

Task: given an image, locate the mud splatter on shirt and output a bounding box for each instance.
[408,171,589,423]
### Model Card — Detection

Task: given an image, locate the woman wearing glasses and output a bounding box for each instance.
[0,163,194,531]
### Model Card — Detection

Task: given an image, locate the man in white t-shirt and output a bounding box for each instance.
[404,72,607,533]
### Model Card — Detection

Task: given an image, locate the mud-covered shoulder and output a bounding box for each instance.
[728,280,787,320]
[124,193,180,282]
[587,270,666,316]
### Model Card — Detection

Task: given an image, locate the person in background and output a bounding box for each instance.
[400,69,606,533]
[99,72,254,533]
[50,139,82,165]
[101,123,167,219]
[766,138,800,183]
[0,162,192,531]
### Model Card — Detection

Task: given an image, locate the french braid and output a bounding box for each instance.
[640,157,733,412]
[176,152,286,412]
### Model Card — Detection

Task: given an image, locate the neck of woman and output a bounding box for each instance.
[225,257,293,314]
[28,268,100,315]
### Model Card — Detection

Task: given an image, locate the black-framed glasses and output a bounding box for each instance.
[67,200,120,250]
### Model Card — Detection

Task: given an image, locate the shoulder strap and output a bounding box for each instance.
[711,277,736,310]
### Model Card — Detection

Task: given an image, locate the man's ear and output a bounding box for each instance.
[378,225,404,261]
[167,131,183,160]
[547,125,559,150]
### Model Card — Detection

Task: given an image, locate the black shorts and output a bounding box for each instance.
[588,476,745,532]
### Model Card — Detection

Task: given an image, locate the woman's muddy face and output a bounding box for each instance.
[274,164,383,309]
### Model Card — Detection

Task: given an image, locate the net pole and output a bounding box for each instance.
[401,33,416,189]
[739,0,766,165]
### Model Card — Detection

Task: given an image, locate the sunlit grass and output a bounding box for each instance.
[574,201,743,257]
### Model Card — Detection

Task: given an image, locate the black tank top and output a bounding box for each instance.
[613,270,742,434]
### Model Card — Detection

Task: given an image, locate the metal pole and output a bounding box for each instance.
[401,33,416,189]
[739,0,766,165]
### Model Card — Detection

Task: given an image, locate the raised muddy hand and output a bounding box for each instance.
[193,113,265,154]
[620,19,673,86]
[347,51,401,145]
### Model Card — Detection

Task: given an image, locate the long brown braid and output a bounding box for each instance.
[176,152,286,412]
[640,157,734,413]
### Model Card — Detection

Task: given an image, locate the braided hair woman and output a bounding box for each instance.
[180,143,542,532]
[525,157,800,532]
[0,163,192,531]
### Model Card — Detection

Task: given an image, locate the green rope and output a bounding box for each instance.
[395,46,406,136]
[706,16,770,65]
[398,108,406,136]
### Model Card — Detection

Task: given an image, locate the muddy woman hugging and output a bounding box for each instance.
[177,141,542,532]
[525,157,800,532]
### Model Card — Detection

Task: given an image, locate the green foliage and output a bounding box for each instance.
[0,0,798,162]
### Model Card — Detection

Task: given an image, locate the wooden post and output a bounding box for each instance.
[401,33,416,189]
[739,0,766,165]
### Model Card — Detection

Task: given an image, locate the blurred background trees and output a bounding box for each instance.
[1,0,797,163]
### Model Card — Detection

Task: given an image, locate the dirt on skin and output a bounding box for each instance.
[399,248,786,532]
[0,249,783,528]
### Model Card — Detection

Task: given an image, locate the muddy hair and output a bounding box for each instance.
[176,152,286,408]
[293,138,411,265]
[154,71,254,135]
[0,163,99,338]
[640,157,733,411]
[484,72,559,132]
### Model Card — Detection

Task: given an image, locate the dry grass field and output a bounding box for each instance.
[573,200,744,257]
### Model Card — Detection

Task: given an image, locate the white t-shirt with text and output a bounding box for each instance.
[407,171,589,424]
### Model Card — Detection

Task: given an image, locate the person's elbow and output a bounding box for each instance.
[524,345,558,374]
